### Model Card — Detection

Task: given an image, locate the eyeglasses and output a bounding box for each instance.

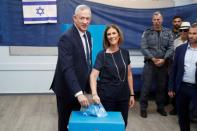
[179,29,189,32]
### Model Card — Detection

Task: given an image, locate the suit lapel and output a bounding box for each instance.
[72,26,92,68]
[72,26,87,64]
[179,43,188,69]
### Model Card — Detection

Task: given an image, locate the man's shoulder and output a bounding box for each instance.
[174,37,181,42]
[174,36,181,40]
[61,26,78,38]
[86,30,91,35]
[162,27,172,33]
[178,43,188,48]
[176,43,188,51]
[143,27,152,33]
[142,27,153,38]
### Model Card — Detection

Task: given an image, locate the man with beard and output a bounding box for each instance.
[169,22,197,131]
[172,16,183,40]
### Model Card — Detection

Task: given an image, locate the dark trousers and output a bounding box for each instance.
[167,59,176,111]
[56,96,80,131]
[101,99,129,127]
[140,62,168,110]
[171,96,177,110]
[176,82,197,131]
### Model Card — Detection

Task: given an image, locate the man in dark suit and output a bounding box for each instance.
[50,5,92,131]
[168,23,197,131]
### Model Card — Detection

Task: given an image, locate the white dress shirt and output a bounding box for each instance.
[183,44,197,84]
[74,24,90,97]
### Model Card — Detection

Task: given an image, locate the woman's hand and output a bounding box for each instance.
[92,94,101,104]
[129,96,135,108]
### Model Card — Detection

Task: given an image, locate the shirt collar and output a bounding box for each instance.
[187,43,197,51]
[150,26,163,32]
[187,44,191,49]
[74,24,86,37]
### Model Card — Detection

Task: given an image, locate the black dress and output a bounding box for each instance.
[94,48,131,126]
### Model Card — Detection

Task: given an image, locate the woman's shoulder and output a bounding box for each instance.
[120,48,129,54]
[97,50,105,54]
[96,50,105,57]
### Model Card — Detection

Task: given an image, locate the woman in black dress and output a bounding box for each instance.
[90,24,135,126]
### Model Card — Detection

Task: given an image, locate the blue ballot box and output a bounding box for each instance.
[68,111,125,131]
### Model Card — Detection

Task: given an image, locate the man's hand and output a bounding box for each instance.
[168,91,175,98]
[156,59,165,67]
[151,57,159,65]
[77,94,89,107]
[152,58,165,67]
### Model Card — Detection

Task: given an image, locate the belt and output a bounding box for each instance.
[182,82,196,87]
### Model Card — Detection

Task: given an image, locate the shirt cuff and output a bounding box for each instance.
[75,91,83,97]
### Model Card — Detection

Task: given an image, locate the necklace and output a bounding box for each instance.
[111,49,126,82]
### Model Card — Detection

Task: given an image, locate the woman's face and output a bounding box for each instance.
[106,27,120,46]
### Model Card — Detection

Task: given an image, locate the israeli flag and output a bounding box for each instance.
[22,0,57,24]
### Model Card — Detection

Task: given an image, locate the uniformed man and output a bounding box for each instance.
[140,11,174,118]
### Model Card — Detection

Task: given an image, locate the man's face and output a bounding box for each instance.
[152,14,163,30]
[173,18,182,29]
[188,27,197,44]
[73,9,91,32]
[180,29,189,39]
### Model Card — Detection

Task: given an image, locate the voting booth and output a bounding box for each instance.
[68,111,125,131]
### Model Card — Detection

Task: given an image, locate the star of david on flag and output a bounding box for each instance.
[22,0,57,24]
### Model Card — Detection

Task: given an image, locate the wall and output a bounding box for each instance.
[0,46,57,93]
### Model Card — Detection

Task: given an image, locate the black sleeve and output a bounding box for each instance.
[126,50,131,65]
[123,49,130,65]
[58,34,81,95]
[93,51,104,71]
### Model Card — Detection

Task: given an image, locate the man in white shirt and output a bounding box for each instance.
[169,22,197,131]
[50,5,92,131]
[174,21,191,49]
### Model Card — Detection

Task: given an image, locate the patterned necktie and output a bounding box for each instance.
[83,34,91,71]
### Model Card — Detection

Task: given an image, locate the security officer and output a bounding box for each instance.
[140,11,174,118]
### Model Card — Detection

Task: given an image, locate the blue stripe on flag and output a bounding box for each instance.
[24,17,57,21]
[23,1,56,5]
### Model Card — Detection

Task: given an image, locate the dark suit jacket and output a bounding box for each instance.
[169,43,188,93]
[50,25,92,102]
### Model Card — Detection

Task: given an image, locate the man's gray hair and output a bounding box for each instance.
[74,5,91,15]
[152,11,163,18]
